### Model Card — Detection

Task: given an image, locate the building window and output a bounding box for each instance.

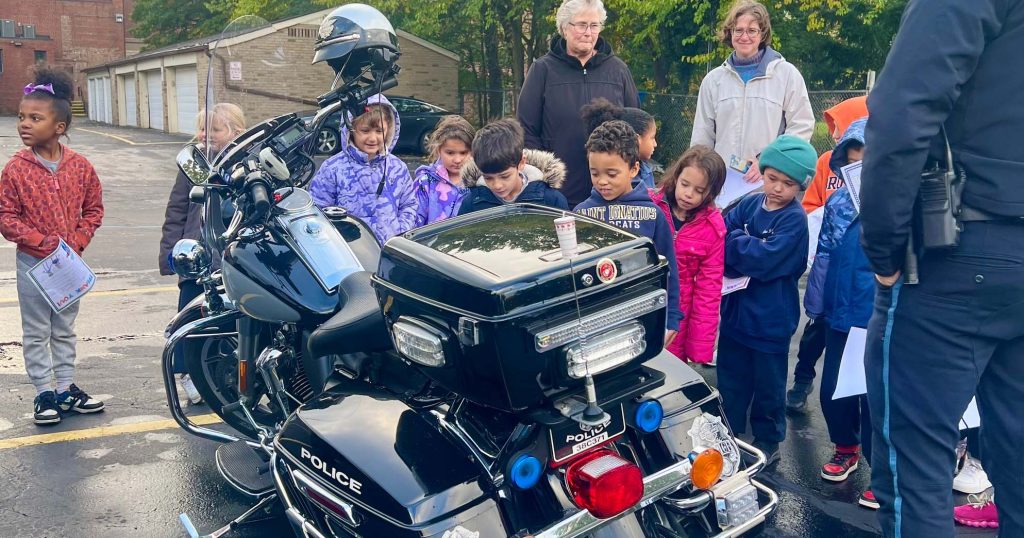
[35,50,47,64]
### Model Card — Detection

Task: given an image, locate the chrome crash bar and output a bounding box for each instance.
[535,438,778,538]
[162,309,244,444]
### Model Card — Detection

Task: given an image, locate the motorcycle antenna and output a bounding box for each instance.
[562,211,610,428]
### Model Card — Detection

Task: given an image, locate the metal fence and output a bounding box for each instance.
[457,88,867,168]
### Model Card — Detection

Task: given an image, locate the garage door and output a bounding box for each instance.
[146,71,164,130]
[175,67,198,135]
[101,77,112,124]
[123,75,137,127]
[88,79,97,120]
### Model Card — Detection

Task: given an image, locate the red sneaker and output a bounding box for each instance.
[954,494,998,528]
[821,448,860,482]
[858,490,879,510]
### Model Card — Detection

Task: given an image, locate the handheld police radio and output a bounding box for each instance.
[905,127,965,284]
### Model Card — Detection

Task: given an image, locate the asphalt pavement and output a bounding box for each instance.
[0,117,995,537]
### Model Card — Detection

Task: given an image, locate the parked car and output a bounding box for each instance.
[303,96,450,156]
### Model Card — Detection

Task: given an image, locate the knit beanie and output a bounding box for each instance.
[758,135,818,190]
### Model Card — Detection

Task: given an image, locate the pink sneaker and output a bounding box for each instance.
[954,494,998,529]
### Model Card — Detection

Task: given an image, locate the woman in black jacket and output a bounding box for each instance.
[517,0,639,207]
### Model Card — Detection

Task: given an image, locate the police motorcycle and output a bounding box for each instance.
[162,5,779,537]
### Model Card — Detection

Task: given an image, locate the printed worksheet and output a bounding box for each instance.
[28,239,96,312]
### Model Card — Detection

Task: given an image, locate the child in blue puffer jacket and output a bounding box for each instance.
[803,117,877,509]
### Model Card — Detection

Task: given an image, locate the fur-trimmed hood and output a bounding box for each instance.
[460,149,566,189]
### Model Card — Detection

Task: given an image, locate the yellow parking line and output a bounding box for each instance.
[74,127,188,146]
[0,413,222,450]
[0,285,178,305]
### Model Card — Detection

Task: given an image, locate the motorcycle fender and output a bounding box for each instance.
[163,292,206,339]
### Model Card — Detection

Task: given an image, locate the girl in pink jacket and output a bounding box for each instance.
[650,146,728,364]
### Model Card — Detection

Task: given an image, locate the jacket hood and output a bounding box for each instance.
[823,96,868,139]
[829,117,868,175]
[414,159,454,186]
[341,93,401,155]
[461,149,566,189]
[549,35,614,68]
[582,180,653,206]
[725,47,783,80]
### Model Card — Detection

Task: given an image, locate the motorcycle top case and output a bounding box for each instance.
[372,204,669,413]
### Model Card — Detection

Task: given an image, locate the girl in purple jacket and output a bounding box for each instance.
[310,94,416,243]
[413,115,475,226]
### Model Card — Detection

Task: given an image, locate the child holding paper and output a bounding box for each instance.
[0,68,105,425]
[803,118,878,508]
[717,134,814,465]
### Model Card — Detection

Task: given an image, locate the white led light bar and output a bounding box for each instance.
[535,290,666,353]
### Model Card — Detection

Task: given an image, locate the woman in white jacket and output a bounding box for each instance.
[691,0,814,182]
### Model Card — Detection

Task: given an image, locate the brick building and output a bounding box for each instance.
[0,0,139,114]
[82,9,459,136]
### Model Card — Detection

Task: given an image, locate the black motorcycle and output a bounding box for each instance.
[163,5,779,538]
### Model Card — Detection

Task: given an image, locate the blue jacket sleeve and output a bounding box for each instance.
[413,176,430,227]
[725,208,808,282]
[860,0,1002,276]
[309,165,339,209]
[653,212,683,331]
[804,199,840,318]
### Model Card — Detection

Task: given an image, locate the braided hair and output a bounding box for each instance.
[23,67,74,130]
[585,119,640,169]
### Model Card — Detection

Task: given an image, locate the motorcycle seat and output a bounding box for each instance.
[308,271,391,360]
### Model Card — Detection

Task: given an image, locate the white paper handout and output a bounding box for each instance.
[27,239,96,312]
[721,276,750,296]
[806,206,825,269]
[833,327,868,400]
[715,168,763,209]
[961,397,980,430]
[840,161,863,212]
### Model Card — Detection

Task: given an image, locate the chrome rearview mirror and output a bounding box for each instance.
[176,144,212,185]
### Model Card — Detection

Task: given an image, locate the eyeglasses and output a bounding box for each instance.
[568,22,603,33]
[731,28,762,38]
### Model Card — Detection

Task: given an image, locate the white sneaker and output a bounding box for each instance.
[179,374,203,405]
[954,457,992,494]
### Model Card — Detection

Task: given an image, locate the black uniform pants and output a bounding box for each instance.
[718,333,788,444]
[865,221,1024,538]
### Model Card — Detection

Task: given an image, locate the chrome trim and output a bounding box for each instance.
[292,468,361,528]
[534,289,667,352]
[273,453,330,538]
[534,437,776,538]
[162,309,246,444]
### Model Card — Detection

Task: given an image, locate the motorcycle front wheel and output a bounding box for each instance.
[183,333,281,439]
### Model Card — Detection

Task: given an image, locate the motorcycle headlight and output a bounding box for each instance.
[170,239,211,279]
[392,317,447,367]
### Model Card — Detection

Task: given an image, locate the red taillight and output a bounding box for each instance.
[564,449,644,519]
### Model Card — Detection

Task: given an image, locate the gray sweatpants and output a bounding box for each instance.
[15,251,80,393]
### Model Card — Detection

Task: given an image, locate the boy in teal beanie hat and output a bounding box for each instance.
[717,133,815,464]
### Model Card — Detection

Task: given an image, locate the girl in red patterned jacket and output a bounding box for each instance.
[0,68,105,425]
[649,145,728,364]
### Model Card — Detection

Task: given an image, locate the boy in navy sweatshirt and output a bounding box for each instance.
[575,120,682,345]
[718,134,816,463]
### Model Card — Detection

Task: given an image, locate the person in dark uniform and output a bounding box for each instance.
[859,0,1024,536]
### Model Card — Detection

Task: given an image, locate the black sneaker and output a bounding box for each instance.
[753,439,780,466]
[786,381,813,412]
[34,391,62,425]
[56,384,105,414]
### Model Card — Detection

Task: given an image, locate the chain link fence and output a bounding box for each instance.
[457,88,867,169]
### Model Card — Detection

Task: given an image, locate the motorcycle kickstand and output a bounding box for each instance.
[180,493,278,538]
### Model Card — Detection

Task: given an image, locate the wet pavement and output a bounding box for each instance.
[0,118,996,537]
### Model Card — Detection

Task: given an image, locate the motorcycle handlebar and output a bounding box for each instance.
[249,180,271,223]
